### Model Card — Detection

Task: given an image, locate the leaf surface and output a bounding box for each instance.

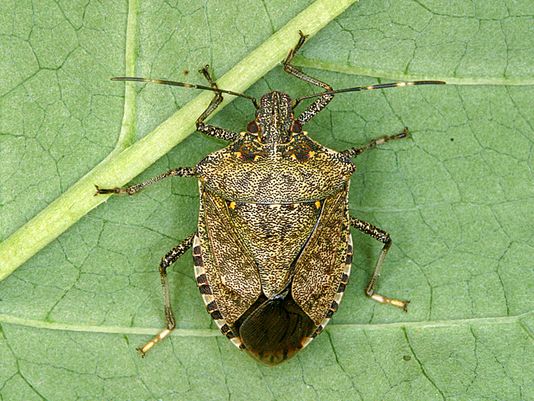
[1,1,533,400]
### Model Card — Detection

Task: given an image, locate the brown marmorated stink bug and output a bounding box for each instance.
[96,32,445,365]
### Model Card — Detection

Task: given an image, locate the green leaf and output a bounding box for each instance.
[0,0,354,279]
[1,1,533,400]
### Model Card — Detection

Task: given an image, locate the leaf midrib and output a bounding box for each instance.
[0,0,359,282]
[0,311,530,336]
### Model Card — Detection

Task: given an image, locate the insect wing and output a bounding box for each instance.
[197,188,262,324]
[292,186,352,325]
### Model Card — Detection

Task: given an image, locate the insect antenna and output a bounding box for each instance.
[112,77,258,108]
[293,80,445,108]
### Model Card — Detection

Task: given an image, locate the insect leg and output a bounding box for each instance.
[283,31,334,124]
[94,167,195,196]
[341,127,409,158]
[137,233,195,356]
[349,217,409,311]
[195,65,238,141]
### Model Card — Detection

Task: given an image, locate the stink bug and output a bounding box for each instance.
[96,32,445,365]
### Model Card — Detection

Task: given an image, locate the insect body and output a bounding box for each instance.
[194,92,356,363]
[97,32,444,365]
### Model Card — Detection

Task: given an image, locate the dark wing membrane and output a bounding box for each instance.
[199,189,262,324]
[237,293,316,365]
[292,188,351,324]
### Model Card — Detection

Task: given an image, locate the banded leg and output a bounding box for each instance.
[350,217,409,311]
[195,65,238,141]
[94,167,195,196]
[138,233,195,356]
[283,31,334,125]
[341,127,409,158]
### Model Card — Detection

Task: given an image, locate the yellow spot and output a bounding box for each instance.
[397,82,406,87]
[406,82,415,86]
[228,201,236,209]
[234,151,242,158]
[290,153,297,160]
[315,200,321,209]
[366,85,374,90]
[308,150,315,158]
[254,154,261,161]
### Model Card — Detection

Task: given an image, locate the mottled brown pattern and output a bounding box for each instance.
[198,190,262,324]
[255,91,293,146]
[100,33,427,363]
[195,133,355,203]
[195,125,355,361]
[194,108,356,360]
[192,235,243,349]
[227,201,320,297]
[292,188,351,324]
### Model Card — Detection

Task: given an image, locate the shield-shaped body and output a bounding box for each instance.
[101,35,431,365]
[193,120,355,365]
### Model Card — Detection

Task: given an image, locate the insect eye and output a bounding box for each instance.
[291,120,302,133]
[247,120,259,133]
